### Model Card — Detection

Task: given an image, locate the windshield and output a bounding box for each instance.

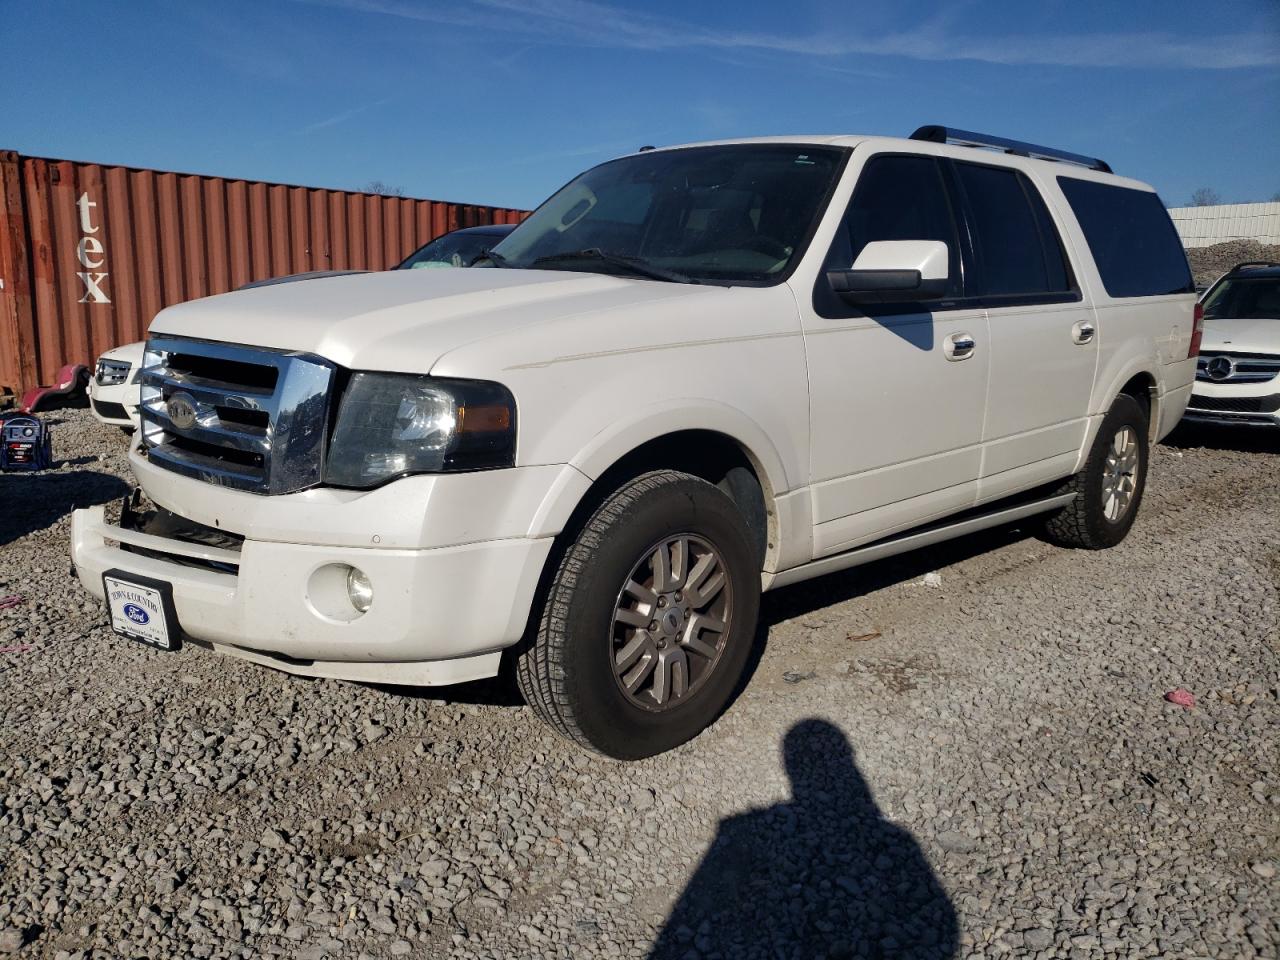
[489,144,846,284]
[1202,276,1280,320]
[398,231,504,269]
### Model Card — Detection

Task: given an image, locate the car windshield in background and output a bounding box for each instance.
[399,231,505,269]
[1203,276,1280,320]
[489,144,847,285]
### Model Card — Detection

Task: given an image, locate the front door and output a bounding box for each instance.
[797,152,990,557]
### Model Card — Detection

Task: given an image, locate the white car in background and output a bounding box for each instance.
[1184,261,1280,429]
[89,341,144,429]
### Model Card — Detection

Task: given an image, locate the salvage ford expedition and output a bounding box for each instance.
[72,126,1199,759]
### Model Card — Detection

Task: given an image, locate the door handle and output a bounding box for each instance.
[1072,320,1096,345]
[944,332,976,361]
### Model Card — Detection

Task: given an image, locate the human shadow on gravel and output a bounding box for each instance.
[0,471,130,547]
[649,718,957,960]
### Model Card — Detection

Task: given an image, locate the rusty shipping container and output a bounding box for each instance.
[0,150,528,395]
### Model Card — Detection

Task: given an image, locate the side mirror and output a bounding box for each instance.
[826,240,949,303]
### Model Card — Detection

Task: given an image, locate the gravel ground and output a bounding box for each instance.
[1,409,1277,960]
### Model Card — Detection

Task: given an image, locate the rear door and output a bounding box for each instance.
[949,160,1099,502]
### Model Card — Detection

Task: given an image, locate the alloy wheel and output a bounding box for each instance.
[610,534,733,712]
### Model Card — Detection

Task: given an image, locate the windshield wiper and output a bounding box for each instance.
[528,248,699,284]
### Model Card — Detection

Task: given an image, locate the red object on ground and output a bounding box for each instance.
[1164,689,1196,710]
[0,595,23,610]
[18,363,87,412]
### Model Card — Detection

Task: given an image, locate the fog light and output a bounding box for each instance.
[346,567,374,613]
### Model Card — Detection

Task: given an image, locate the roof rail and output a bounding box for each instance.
[909,125,1112,174]
[1230,261,1280,272]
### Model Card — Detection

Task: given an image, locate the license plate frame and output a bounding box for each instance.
[101,569,182,652]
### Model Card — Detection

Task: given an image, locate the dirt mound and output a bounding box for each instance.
[1186,240,1280,287]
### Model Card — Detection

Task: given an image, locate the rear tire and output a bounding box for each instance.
[515,470,760,760]
[1041,394,1149,549]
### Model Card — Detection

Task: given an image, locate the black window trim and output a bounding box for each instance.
[946,157,1083,310]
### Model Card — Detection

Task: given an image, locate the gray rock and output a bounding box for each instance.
[1024,928,1054,949]
[936,831,979,854]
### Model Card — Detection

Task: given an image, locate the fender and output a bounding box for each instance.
[523,398,795,540]
[1083,354,1161,459]
[1091,353,1159,417]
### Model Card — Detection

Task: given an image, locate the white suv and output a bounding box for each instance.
[71,127,1199,758]
[1184,261,1280,429]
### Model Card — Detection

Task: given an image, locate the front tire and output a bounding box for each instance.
[515,470,761,760]
[1042,394,1149,549]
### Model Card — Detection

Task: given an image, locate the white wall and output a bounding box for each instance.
[1168,202,1280,249]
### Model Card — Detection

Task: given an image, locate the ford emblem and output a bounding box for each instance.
[166,391,199,430]
[123,603,150,625]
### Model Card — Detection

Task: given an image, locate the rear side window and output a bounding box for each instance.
[827,154,963,299]
[1057,178,1193,298]
[954,162,1073,297]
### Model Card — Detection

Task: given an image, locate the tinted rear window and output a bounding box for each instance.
[1057,178,1193,298]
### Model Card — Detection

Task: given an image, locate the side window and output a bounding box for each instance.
[1024,180,1073,293]
[829,155,963,299]
[955,162,1071,297]
[1057,177,1194,298]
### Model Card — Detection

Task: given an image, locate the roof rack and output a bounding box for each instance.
[910,125,1112,174]
[1230,261,1280,272]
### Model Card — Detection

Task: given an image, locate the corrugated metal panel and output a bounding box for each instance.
[1168,202,1280,248]
[0,151,527,394]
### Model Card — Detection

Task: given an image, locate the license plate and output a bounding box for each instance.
[102,571,180,651]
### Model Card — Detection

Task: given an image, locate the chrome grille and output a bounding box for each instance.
[1187,393,1280,414]
[1196,352,1280,384]
[139,337,334,494]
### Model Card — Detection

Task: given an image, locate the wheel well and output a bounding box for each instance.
[573,430,772,567]
[1118,372,1157,438]
[505,431,774,661]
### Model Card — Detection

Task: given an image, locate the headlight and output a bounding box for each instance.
[325,373,516,488]
[95,358,132,386]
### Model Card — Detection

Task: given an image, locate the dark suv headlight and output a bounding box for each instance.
[325,373,517,488]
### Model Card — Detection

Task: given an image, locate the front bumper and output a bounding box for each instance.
[88,379,140,428]
[71,505,552,684]
[70,458,591,685]
[1183,380,1280,429]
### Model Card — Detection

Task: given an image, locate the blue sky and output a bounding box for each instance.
[4,0,1278,210]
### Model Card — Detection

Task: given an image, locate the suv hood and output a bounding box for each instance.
[148,268,717,373]
[1200,316,1280,354]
